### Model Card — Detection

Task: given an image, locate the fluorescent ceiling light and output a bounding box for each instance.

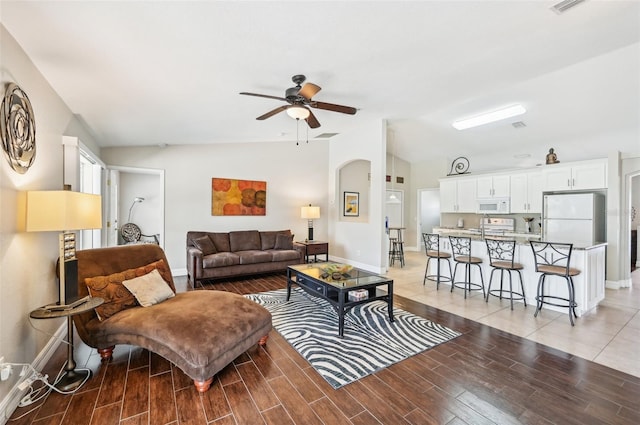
[452,104,526,130]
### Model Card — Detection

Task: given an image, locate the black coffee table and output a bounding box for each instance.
[286,263,394,337]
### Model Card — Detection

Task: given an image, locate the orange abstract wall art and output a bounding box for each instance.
[211,178,267,216]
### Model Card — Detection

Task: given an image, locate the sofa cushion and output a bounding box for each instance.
[123,269,175,307]
[274,233,294,250]
[229,230,261,251]
[210,233,231,252]
[191,235,217,255]
[203,252,240,268]
[270,249,301,262]
[85,259,172,321]
[237,250,273,265]
[260,230,292,250]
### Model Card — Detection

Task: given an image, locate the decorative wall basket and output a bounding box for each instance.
[1,83,37,174]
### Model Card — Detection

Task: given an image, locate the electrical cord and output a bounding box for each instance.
[4,360,91,422]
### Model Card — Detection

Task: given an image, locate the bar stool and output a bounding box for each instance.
[485,238,526,310]
[530,241,581,325]
[388,227,405,267]
[449,236,485,299]
[422,233,452,289]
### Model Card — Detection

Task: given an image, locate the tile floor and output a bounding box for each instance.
[385,250,640,378]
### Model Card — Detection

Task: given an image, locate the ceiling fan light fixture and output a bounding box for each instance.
[452,104,526,130]
[286,105,310,120]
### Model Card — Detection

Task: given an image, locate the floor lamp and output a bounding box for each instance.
[25,188,102,390]
[301,204,320,241]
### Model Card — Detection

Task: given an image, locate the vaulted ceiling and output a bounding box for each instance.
[2,1,639,168]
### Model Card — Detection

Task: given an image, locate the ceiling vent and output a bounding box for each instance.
[314,132,339,139]
[550,0,587,14]
[512,121,527,128]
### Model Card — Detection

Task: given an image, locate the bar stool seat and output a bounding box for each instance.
[449,236,485,298]
[485,238,526,310]
[530,241,581,325]
[422,233,452,289]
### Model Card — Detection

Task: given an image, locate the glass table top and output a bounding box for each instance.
[289,262,391,289]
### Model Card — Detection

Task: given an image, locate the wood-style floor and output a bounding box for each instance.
[8,273,640,425]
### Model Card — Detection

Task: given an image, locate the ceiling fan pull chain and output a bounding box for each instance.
[306,124,309,143]
[296,119,300,145]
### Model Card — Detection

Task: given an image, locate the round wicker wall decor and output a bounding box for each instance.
[1,83,37,174]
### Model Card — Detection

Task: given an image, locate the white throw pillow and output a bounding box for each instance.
[123,268,175,307]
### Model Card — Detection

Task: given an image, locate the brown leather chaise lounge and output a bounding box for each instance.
[73,244,272,392]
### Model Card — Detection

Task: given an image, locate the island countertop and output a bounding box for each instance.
[433,227,606,250]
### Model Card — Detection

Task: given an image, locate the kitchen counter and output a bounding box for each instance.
[433,227,606,250]
[430,228,607,316]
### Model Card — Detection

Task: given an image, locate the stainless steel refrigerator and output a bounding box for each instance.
[542,192,605,246]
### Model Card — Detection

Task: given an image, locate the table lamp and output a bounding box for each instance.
[300,204,320,241]
[25,187,102,307]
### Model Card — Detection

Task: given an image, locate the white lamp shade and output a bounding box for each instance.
[25,190,102,231]
[301,205,320,219]
[287,106,311,120]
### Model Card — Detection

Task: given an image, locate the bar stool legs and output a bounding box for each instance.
[424,255,452,289]
[485,238,526,310]
[449,235,485,299]
[534,274,578,325]
[388,228,405,267]
[451,261,485,299]
[486,267,526,310]
[422,233,451,289]
[530,241,581,326]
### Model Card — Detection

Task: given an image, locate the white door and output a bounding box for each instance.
[385,190,403,227]
[418,189,440,251]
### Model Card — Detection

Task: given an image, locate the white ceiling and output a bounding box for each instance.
[2,1,639,168]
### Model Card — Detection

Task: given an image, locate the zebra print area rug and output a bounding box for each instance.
[245,287,461,389]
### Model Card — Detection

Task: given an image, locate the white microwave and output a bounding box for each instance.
[477,198,510,214]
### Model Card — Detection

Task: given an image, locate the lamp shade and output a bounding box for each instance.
[300,205,320,219]
[25,190,102,232]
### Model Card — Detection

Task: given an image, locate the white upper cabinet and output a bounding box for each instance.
[510,171,543,214]
[439,177,477,213]
[542,159,607,192]
[476,175,510,198]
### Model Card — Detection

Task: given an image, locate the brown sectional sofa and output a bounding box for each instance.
[186,229,304,285]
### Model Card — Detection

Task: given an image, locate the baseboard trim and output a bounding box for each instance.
[172,267,187,277]
[0,323,65,425]
[605,278,632,290]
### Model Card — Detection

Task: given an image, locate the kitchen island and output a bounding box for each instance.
[433,227,607,317]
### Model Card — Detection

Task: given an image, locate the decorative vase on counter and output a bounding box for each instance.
[523,217,535,233]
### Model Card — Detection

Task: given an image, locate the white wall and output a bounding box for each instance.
[328,119,386,272]
[100,142,329,272]
[0,24,101,409]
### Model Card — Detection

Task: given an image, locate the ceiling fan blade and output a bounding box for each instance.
[305,110,321,128]
[298,82,321,100]
[311,101,357,115]
[256,105,288,120]
[240,92,288,102]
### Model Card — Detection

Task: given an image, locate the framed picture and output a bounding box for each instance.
[212,177,266,216]
[343,191,359,216]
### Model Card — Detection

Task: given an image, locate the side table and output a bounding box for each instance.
[30,297,104,391]
[295,241,329,263]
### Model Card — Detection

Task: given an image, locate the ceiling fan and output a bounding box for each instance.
[239,74,357,129]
